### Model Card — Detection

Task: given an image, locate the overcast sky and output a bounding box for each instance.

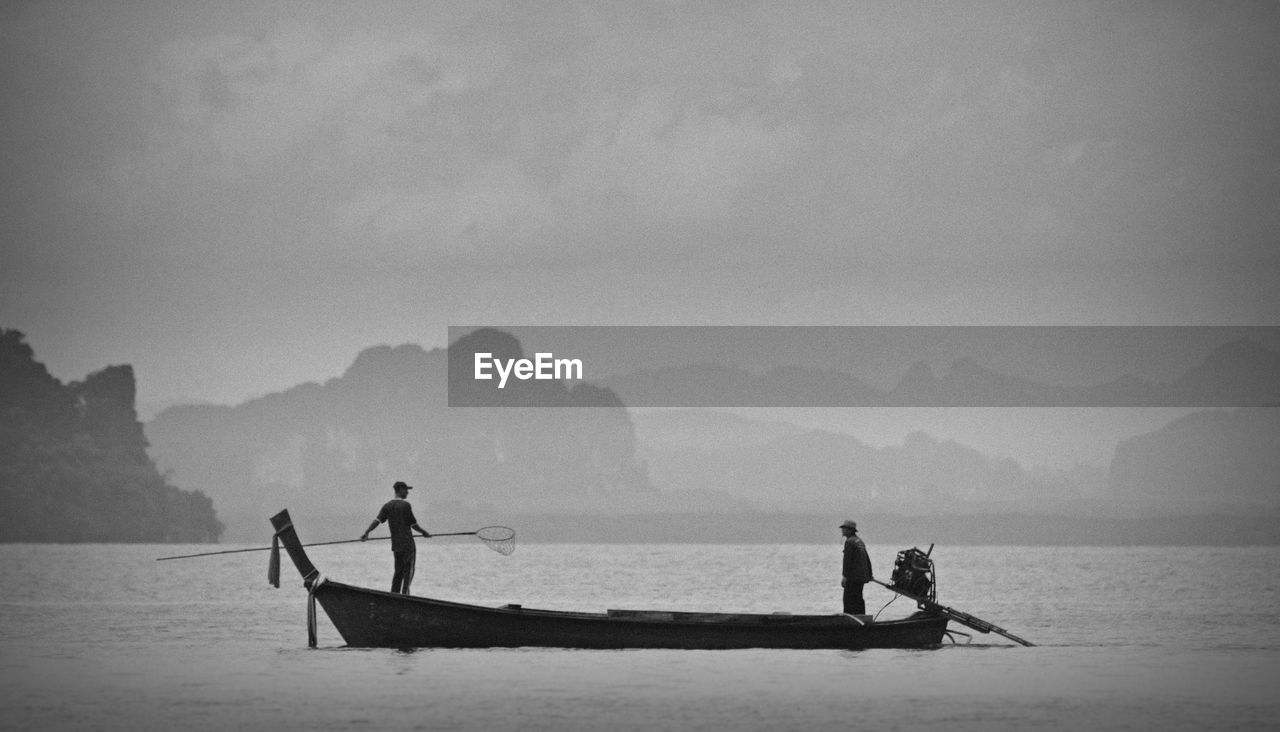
[3,1,1278,407]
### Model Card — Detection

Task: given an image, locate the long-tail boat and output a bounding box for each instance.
[268,509,1011,650]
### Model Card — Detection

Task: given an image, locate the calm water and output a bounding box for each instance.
[2,539,1279,731]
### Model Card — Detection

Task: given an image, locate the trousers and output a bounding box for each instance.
[843,582,866,615]
[391,549,416,594]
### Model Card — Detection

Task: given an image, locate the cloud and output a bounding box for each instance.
[9,4,1280,323]
[334,162,555,254]
[114,25,508,188]
[562,88,807,222]
[85,3,1279,271]
[108,15,815,260]
[4,1,1279,410]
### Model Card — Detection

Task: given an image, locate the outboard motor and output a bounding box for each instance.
[880,543,1036,646]
[890,545,936,601]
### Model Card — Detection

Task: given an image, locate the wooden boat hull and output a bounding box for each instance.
[312,579,949,649]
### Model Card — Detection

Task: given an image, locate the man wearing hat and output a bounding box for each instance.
[840,519,873,615]
[361,481,431,594]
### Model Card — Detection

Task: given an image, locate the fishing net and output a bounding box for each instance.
[476,526,516,555]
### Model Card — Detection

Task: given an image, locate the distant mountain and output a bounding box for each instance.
[1163,339,1280,406]
[633,405,1280,517]
[593,364,768,407]
[890,358,1074,406]
[631,409,1086,514]
[1109,407,1280,512]
[0,328,222,542]
[147,329,650,540]
[632,409,807,451]
[143,329,1280,541]
[600,339,1280,407]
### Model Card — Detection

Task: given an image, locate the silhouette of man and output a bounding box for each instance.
[841,519,873,614]
[361,481,431,594]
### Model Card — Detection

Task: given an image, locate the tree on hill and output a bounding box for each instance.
[1,328,223,542]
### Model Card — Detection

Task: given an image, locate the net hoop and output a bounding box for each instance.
[476,525,516,555]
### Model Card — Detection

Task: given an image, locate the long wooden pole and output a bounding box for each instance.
[156,537,387,560]
[155,531,481,561]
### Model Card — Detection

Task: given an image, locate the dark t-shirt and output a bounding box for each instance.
[376,498,419,552]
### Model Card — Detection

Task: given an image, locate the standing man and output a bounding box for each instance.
[841,519,873,615]
[361,481,431,594]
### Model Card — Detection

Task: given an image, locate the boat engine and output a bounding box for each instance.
[890,545,936,602]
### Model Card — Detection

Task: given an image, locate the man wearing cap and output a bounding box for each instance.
[361,481,431,594]
[841,519,873,615]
